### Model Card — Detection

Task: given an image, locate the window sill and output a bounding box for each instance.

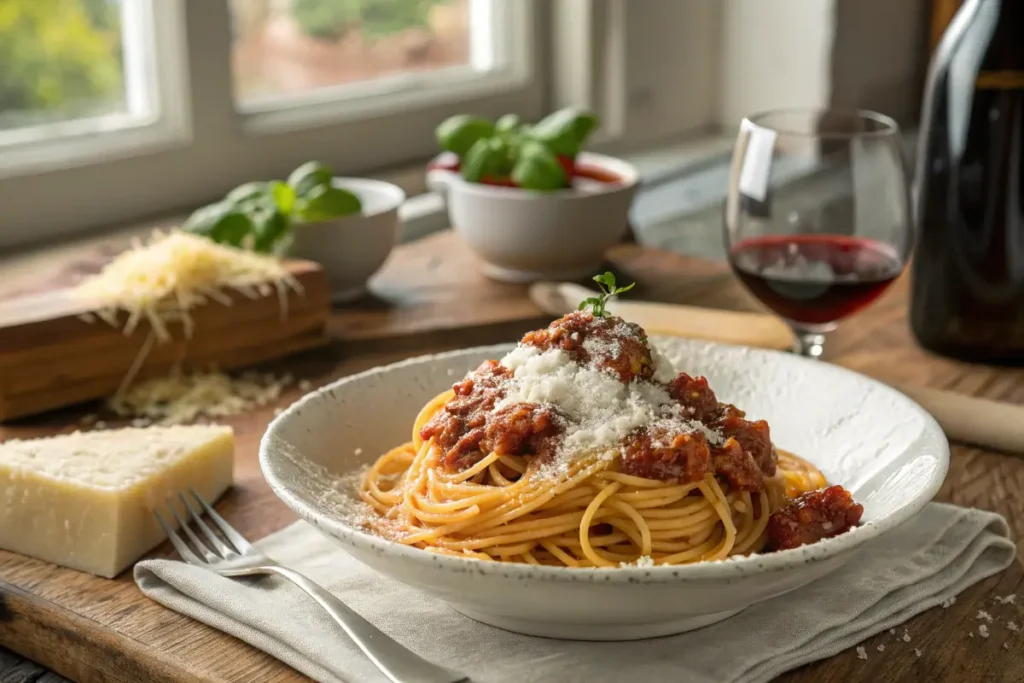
[0,133,739,300]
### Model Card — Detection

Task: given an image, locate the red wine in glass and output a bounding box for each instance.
[729,235,905,326]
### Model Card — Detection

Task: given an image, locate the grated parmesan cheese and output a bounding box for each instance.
[856,646,868,660]
[76,230,300,343]
[107,369,292,425]
[977,610,994,624]
[498,347,722,474]
[996,594,1017,605]
[74,230,301,397]
[980,624,990,638]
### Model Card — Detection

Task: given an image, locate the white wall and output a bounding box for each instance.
[718,0,837,127]
[830,0,929,125]
[717,0,928,129]
[620,0,720,143]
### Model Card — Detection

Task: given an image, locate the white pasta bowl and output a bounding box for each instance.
[260,338,948,641]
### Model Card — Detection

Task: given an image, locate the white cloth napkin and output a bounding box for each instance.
[135,503,1015,683]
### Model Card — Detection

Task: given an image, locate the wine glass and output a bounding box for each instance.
[723,108,912,359]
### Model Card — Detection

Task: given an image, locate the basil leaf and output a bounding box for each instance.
[511,140,567,191]
[296,185,362,222]
[184,202,253,247]
[270,180,296,215]
[436,114,495,156]
[461,137,512,183]
[528,108,600,157]
[225,181,269,206]
[288,161,334,198]
[251,210,291,253]
[495,114,521,135]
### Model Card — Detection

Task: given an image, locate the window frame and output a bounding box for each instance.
[2,0,925,253]
[0,0,191,179]
[0,0,547,250]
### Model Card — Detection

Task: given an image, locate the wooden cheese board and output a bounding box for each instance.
[2,230,1023,683]
[0,261,331,422]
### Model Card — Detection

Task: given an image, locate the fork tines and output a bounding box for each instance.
[154,489,252,564]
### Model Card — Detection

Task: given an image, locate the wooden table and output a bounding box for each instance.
[2,232,1023,683]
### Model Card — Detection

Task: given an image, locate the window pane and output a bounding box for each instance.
[232,0,478,104]
[0,0,127,133]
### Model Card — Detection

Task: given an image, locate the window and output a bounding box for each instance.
[1,0,736,251]
[0,0,127,135]
[0,0,543,248]
[0,0,187,177]
[232,0,476,107]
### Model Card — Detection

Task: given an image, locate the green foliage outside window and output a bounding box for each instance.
[0,0,123,128]
[290,0,451,42]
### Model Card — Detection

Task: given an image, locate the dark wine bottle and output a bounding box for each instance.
[910,0,1024,363]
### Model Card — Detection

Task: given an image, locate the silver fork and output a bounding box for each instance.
[155,489,469,683]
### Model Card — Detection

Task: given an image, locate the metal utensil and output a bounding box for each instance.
[155,489,469,683]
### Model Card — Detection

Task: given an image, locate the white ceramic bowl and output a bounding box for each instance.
[260,338,948,641]
[426,152,639,283]
[287,178,405,303]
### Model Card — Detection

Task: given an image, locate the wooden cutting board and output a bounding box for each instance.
[0,261,332,422]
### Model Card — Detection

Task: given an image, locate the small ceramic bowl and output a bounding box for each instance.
[261,337,949,641]
[287,178,405,303]
[426,152,639,283]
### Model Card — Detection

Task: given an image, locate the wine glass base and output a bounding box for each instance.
[788,322,837,359]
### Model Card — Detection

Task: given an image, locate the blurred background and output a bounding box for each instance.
[0,0,938,258]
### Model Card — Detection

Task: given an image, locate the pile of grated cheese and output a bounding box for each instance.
[498,345,722,475]
[75,229,300,342]
[106,369,294,425]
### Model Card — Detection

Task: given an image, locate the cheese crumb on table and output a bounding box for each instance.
[980,625,990,638]
[108,370,292,425]
[856,646,868,660]
[0,426,234,578]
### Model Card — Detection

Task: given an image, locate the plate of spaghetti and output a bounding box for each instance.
[262,307,948,640]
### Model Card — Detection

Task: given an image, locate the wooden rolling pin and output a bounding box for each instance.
[530,281,1024,456]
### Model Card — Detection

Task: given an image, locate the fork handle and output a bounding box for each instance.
[263,565,466,683]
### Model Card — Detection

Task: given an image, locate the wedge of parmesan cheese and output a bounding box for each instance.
[0,425,234,578]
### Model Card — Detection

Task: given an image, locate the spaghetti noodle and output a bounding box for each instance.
[359,311,861,567]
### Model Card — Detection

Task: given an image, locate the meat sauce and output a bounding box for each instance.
[418,361,564,470]
[419,311,862,550]
[766,486,864,551]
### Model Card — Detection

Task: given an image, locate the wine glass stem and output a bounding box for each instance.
[795,331,827,359]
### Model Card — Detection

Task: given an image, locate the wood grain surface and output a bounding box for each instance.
[1,231,1023,683]
[0,261,332,422]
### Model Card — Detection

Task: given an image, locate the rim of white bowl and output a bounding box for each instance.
[429,152,639,200]
[260,340,949,582]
